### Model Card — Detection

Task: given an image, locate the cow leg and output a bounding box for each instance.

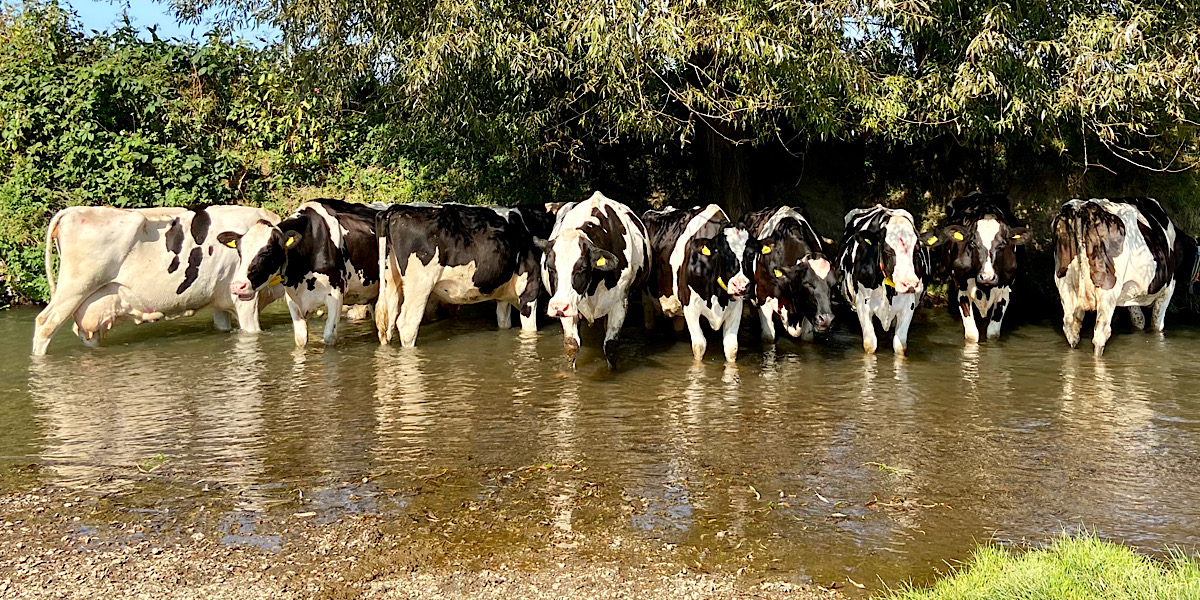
[323,290,344,345]
[800,318,815,342]
[958,289,980,343]
[720,300,743,362]
[603,301,627,370]
[892,294,917,355]
[683,300,708,360]
[642,291,657,330]
[375,254,402,345]
[757,304,776,344]
[285,294,309,347]
[559,315,581,367]
[397,259,441,348]
[1092,295,1117,356]
[855,297,878,354]
[1151,280,1175,332]
[985,287,1010,340]
[1128,306,1145,330]
[32,291,90,356]
[496,302,514,329]
[235,298,262,333]
[212,309,233,332]
[518,300,539,334]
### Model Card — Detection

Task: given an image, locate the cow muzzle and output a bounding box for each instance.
[814,313,834,333]
[547,299,576,318]
[894,279,921,294]
[724,274,750,298]
[231,280,255,301]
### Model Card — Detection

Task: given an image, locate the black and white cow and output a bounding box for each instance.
[538,191,650,369]
[33,205,281,355]
[837,205,934,354]
[217,199,381,347]
[937,193,1029,342]
[643,204,758,361]
[1052,197,1198,355]
[376,203,543,346]
[490,203,563,328]
[740,206,837,343]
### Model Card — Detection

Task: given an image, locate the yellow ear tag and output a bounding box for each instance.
[717,277,727,291]
[223,239,237,248]
[267,275,283,286]
[774,268,784,278]
[864,238,872,245]
[596,257,607,267]
[761,245,771,254]
[926,236,938,246]
[285,236,298,248]
[1011,234,1022,240]
[952,231,965,241]
[701,246,711,256]
[884,276,895,288]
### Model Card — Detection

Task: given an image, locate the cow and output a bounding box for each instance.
[643,204,758,362]
[1052,197,1198,355]
[740,206,837,344]
[375,203,543,347]
[538,191,650,369]
[837,204,935,355]
[490,203,563,329]
[936,193,1029,343]
[33,204,281,355]
[217,198,382,347]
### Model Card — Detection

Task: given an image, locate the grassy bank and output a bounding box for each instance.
[882,535,1200,600]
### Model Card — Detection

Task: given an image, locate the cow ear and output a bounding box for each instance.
[920,230,945,247]
[944,224,968,243]
[591,248,618,271]
[690,236,714,257]
[283,231,302,249]
[533,237,553,253]
[1008,227,1029,244]
[217,232,241,249]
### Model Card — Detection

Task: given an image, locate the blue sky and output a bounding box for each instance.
[68,0,278,43]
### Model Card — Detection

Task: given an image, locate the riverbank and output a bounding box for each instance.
[0,484,841,600]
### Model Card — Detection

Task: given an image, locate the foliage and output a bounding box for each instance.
[880,534,1200,600]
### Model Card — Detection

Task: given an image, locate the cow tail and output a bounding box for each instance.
[44,209,65,297]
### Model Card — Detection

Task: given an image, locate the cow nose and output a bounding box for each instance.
[896,280,920,294]
[547,299,573,318]
[977,273,997,285]
[231,280,253,298]
[815,314,834,332]
[727,275,750,297]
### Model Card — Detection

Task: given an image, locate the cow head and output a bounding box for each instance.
[538,230,619,318]
[942,216,1027,288]
[757,235,836,334]
[858,214,926,294]
[217,220,301,300]
[686,226,756,300]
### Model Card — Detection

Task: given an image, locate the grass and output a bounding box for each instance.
[880,535,1200,600]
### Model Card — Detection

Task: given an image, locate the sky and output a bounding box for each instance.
[67,0,278,43]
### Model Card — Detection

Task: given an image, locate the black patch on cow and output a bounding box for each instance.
[958,291,972,318]
[990,298,1008,323]
[207,246,214,256]
[168,255,180,273]
[324,199,382,288]
[578,206,630,296]
[1080,202,1126,290]
[510,205,558,239]
[307,277,317,291]
[1052,207,1076,278]
[176,247,204,294]
[381,203,537,297]
[165,218,184,257]
[188,207,211,245]
[975,288,984,301]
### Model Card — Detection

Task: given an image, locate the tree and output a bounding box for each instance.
[162,0,1200,214]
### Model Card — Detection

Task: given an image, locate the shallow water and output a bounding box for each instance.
[3,303,1200,590]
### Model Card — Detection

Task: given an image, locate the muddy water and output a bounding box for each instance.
[3,304,1200,590]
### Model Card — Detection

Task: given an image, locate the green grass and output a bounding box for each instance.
[880,535,1200,600]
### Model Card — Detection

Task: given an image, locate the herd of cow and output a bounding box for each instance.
[31,192,1200,364]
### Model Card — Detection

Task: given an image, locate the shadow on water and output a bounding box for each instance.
[3,303,1200,589]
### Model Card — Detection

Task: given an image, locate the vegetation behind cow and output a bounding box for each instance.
[2,0,1200,309]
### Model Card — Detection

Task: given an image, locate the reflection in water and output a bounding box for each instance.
[6,307,1200,588]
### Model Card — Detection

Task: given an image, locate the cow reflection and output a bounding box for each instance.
[27,336,270,507]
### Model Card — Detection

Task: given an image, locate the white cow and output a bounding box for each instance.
[33,205,281,355]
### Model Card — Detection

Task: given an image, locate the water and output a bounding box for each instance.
[3,304,1200,590]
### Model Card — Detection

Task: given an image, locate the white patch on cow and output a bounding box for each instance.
[230,221,276,292]
[723,226,752,292]
[433,261,484,303]
[976,217,1002,282]
[808,257,831,280]
[883,214,921,292]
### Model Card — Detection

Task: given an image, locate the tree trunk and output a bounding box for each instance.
[697,121,754,220]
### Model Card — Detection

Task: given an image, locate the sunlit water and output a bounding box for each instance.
[3,303,1200,589]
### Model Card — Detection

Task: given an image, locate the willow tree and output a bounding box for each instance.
[173,0,1200,214]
